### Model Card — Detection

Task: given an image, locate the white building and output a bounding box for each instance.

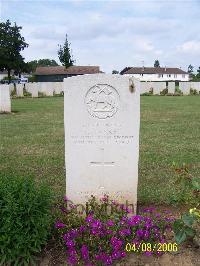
[120,67,189,82]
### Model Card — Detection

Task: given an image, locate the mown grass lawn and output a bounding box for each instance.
[0,96,199,204]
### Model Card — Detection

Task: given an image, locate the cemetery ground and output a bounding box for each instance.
[0,96,200,265]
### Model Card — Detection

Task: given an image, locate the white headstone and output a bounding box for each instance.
[25,83,38,97]
[140,82,152,94]
[153,82,166,95]
[40,82,53,96]
[64,74,140,211]
[0,85,11,112]
[16,84,24,97]
[180,82,190,95]
[54,82,63,94]
[168,82,175,94]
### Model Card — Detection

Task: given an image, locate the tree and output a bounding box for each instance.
[26,59,59,73]
[187,64,194,74]
[154,60,160,68]
[58,34,74,68]
[197,66,200,75]
[112,70,119,74]
[0,20,28,82]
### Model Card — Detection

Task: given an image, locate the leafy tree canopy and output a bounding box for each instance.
[154,60,160,68]
[58,34,74,68]
[0,20,28,81]
[187,64,194,74]
[26,59,59,73]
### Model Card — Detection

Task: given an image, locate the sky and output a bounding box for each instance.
[0,0,200,73]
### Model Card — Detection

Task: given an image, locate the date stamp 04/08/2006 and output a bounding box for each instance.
[125,242,178,253]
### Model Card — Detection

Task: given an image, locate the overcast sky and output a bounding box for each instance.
[1,0,200,73]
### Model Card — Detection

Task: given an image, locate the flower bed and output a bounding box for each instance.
[55,195,175,265]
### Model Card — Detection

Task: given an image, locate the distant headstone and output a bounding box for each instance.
[168,82,175,94]
[153,82,166,95]
[179,82,190,95]
[64,74,140,211]
[0,85,11,112]
[54,82,63,94]
[16,84,24,97]
[40,82,53,96]
[25,83,38,97]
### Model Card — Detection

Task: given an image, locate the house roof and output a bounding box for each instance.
[35,66,102,75]
[120,67,188,75]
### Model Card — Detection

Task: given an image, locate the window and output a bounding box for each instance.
[158,74,163,78]
[182,74,185,78]
[174,74,177,78]
[167,74,171,77]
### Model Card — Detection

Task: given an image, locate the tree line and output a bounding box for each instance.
[0,20,74,82]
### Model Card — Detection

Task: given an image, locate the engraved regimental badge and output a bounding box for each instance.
[85,84,120,119]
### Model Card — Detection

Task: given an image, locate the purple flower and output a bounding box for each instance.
[121,251,126,257]
[111,251,121,259]
[107,220,114,227]
[66,240,75,248]
[85,214,94,223]
[106,229,113,235]
[119,228,131,237]
[103,255,113,265]
[67,255,78,265]
[81,244,89,260]
[136,229,144,238]
[91,219,102,229]
[64,195,68,202]
[143,230,150,239]
[142,207,156,213]
[79,225,87,233]
[144,251,153,256]
[55,221,65,228]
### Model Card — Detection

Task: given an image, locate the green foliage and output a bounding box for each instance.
[154,60,160,68]
[173,209,200,244]
[0,176,53,265]
[23,86,31,97]
[112,70,119,74]
[190,88,198,95]
[38,91,45,98]
[28,75,36,82]
[160,88,168,96]
[0,20,28,81]
[26,59,59,73]
[169,163,200,205]
[174,86,183,96]
[187,64,194,74]
[10,85,16,97]
[58,34,74,68]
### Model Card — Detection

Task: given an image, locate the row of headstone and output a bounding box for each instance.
[179,82,200,95]
[141,82,200,95]
[140,82,173,95]
[0,85,11,112]
[9,82,64,97]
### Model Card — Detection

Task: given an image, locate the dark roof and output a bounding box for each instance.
[35,66,102,75]
[120,67,188,75]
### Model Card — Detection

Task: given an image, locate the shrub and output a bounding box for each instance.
[0,176,53,265]
[38,91,45,97]
[160,88,168,96]
[23,86,32,97]
[10,86,17,97]
[173,208,200,245]
[55,195,174,265]
[170,163,200,205]
[190,88,198,95]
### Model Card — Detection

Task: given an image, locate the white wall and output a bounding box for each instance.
[125,73,189,82]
